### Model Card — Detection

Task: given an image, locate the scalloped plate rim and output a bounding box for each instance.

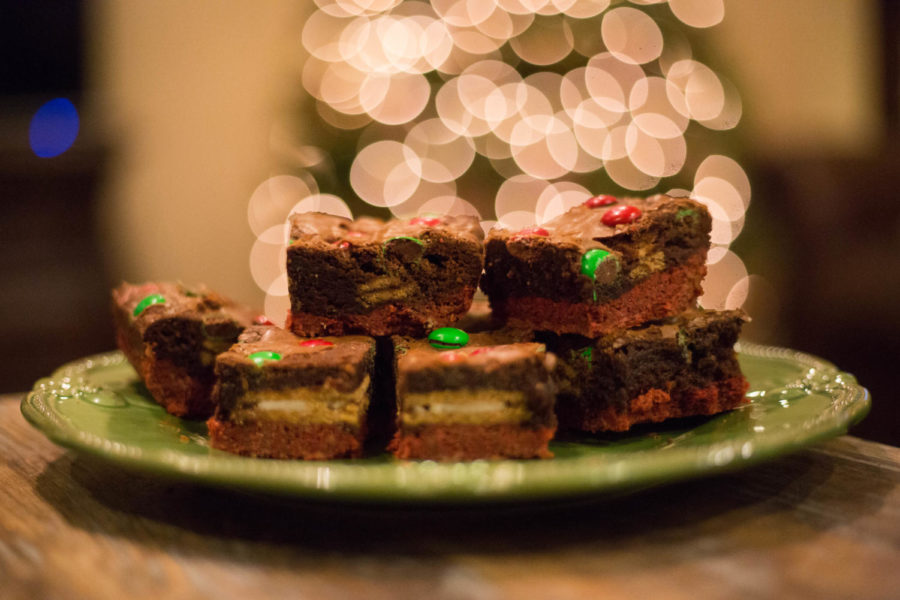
[21,343,871,503]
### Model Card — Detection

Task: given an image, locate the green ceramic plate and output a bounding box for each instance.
[21,343,869,503]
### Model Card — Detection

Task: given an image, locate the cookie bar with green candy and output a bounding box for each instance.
[111,282,259,418]
[544,308,749,433]
[285,212,484,337]
[207,326,375,459]
[481,194,712,337]
[388,327,557,461]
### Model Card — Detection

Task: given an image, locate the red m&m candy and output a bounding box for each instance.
[299,339,334,348]
[439,351,464,362]
[601,205,642,226]
[511,226,549,240]
[253,315,275,326]
[410,216,442,227]
[584,195,617,208]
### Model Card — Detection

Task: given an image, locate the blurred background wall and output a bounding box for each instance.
[2,1,897,444]
[89,0,305,307]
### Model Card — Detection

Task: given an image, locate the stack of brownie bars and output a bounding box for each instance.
[112,194,749,461]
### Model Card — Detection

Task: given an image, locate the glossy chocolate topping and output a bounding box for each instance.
[112,281,257,333]
[395,330,545,370]
[489,194,709,252]
[225,325,374,367]
[289,212,484,246]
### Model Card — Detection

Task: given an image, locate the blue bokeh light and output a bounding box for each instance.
[29,98,80,158]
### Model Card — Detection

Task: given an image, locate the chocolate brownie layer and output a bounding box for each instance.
[389,424,555,461]
[544,309,749,432]
[208,326,375,459]
[207,420,365,461]
[389,330,557,460]
[285,286,475,337]
[556,377,749,433]
[482,194,711,336]
[494,251,706,337]
[286,213,484,336]
[111,282,256,418]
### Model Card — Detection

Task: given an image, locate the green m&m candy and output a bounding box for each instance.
[428,327,469,350]
[385,235,424,246]
[384,235,425,263]
[249,351,282,366]
[133,293,166,317]
[581,248,615,280]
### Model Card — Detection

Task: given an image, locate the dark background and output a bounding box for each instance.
[1,3,897,446]
[0,2,116,399]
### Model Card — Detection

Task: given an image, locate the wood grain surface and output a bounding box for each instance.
[2,394,898,600]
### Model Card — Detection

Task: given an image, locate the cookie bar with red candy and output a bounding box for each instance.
[388,327,557,461]
[207,326,375,459]
[481,194,711,337]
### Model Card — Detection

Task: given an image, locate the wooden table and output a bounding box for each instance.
[2,393,898,600]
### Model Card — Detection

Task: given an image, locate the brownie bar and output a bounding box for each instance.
[207,326,375,459]
[389,329,557,461]
[111,282,256,418]
[481,194,711,336]
[286,213,484,337]
[545,309,749,433]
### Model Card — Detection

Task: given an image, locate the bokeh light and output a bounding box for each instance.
[389,178,458,217]
[699,247,747,310]
[350,140,422,207]
[29,98,80,158]
[405,118,476,182]
[669,0,725,29]
[535,181,591,223]
[249,224,290,291]
[495,174,548,222]
[248,175,317,237]
[419,195,481,218]
[601,7,664,65]
[263,275,292,327]
[509,15,574,66]
[289,193,353,220]
[250,0,759,315]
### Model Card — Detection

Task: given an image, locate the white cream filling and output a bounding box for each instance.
[257,399,328,413]
[234,375,370,425]
[401,389,530,426]
[409,400,509,415]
